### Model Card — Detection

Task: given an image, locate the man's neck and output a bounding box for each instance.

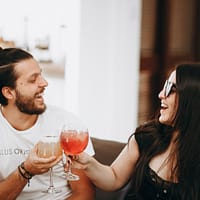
[0,105,38,131]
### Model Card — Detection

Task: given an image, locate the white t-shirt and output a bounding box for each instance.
[0,105,94,200]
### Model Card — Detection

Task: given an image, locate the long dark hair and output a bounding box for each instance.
[128,64,200,199]
[174,64,200,199]
[0,47,33,105]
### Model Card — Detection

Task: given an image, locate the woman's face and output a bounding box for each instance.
[158,70,178,126]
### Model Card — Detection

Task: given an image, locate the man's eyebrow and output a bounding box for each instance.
[33,68,42,75]
[28,71,42,79]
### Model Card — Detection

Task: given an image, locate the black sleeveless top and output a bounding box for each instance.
[125,166,179,200]
[124,132,179,200]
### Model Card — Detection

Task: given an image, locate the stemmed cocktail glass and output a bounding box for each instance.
[37,135,62,193]
[60,125,89,181]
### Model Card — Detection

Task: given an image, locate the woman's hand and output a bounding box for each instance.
[64,152,94,171]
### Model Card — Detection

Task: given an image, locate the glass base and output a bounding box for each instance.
[42,186,61,194]
[66,172,80,181]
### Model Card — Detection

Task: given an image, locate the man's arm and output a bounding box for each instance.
[67,169,95,200]
[0,168,27,200]
[0,146,62,200]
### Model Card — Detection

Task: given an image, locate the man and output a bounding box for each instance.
[0,47,95,200]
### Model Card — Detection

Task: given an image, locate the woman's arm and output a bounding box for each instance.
[72,135,140,191]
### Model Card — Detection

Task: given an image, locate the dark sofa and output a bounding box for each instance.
[91,137,130,200]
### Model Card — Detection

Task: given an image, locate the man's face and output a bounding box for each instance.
[13,58,48,114]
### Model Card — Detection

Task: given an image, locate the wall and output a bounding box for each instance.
[0,0,142,142]
[64,0,142,142]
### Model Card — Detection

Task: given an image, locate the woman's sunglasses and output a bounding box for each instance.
[163,80,176,97]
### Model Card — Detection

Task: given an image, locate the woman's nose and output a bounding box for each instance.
[158,88,165,99]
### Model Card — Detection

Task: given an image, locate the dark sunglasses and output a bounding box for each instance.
[163,80,176,97]
[0,64,11,69]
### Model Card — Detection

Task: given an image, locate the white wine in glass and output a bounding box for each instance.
[38,135,62,193]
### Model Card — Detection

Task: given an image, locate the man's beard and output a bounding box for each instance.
[15,89,46,115]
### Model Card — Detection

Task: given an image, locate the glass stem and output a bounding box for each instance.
[68,163,72,174]
[49,167,54,188]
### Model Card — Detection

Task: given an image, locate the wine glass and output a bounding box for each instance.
[60,125,89,181]
[37,135,62,193]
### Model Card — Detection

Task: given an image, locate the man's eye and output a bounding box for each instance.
[29,79,36,83]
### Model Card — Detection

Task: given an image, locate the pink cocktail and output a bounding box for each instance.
[60,130,89,155]
[60,128,89,181]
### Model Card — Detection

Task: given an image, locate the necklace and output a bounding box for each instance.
[156,149,177,183]
[156,153,172,174]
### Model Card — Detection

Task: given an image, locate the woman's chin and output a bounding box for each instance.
[159,117,173,126]
[159,116,168,124]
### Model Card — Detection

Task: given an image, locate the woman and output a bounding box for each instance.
[71,63,200,199]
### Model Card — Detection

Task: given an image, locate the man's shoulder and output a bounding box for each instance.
[45,105,64,113]
[43,105,78,120]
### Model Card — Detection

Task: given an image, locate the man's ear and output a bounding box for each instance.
[1,87,15,100]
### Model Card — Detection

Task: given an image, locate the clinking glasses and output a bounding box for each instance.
[163,80,176,97]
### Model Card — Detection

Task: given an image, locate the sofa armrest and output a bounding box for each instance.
[91,137,126,165]
[91,137,128,200]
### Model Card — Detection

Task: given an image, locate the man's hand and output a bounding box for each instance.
[24,144,62,175]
